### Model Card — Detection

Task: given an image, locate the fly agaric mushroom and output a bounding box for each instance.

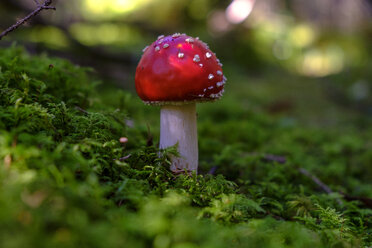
[135,33,226,174]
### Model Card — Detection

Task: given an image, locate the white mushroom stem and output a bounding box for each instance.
[159,103,198,173]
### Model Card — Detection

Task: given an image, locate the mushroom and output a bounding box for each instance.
[135,33,226,174]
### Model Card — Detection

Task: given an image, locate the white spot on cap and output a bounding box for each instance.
[158,38,164,44]
[163,44,169,48]
[172,33,181,38]
[178,52,184,58]
[199,63,203,67]
[142,46,149,52]
[198,94,204,97]
[206,52,212,59]
[208,74,214,80]
[218,62,223,66]
[217,70,222,75]
[157,35,164,40]
[208,86,214,89]
[185,38,194,43]
[155,46,160,51]
[217,76,227,87]
[193,54,200,62]
[213,89,224,98]
[203,88,207,92]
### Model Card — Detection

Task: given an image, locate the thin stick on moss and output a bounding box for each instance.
[0,0,56,40]
[298,168,333,194]
[75,106,89,115]
[298,168,343,206]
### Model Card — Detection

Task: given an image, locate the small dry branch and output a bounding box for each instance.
[298,168,343,206]
[298,168,334,194]
[264,154,369,207]
[0,0,56,40]
[74,106,89,115]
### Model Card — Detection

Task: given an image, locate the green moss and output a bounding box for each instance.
[0,46,371,247]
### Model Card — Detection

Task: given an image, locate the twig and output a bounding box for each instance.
[263,154,287,164]
[74,106,89,115]
[113,154,131,162]
[0,0,56,40]
[299,168,372,209]
[118,154,131,161]
[342,194,372,209]
[298,168,343,206]
[208,166,218,175]
[298,168,333,194]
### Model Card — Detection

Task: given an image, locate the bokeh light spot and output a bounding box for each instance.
[289,24,315,48]
[83,0,148,19]
[300,45,344,77]
[69,23,141,46]
[29,26,69,48]
[226,0,255,24]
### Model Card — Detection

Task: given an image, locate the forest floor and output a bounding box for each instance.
[0,47,371,248]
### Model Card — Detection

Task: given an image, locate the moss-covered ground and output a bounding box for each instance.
[0,47,371,247]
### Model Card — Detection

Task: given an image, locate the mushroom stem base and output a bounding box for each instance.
[160,103,198,173]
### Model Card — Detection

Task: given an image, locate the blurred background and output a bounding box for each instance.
[0,0,371,128]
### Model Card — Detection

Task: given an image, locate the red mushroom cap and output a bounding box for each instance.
[135,33,226,105]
